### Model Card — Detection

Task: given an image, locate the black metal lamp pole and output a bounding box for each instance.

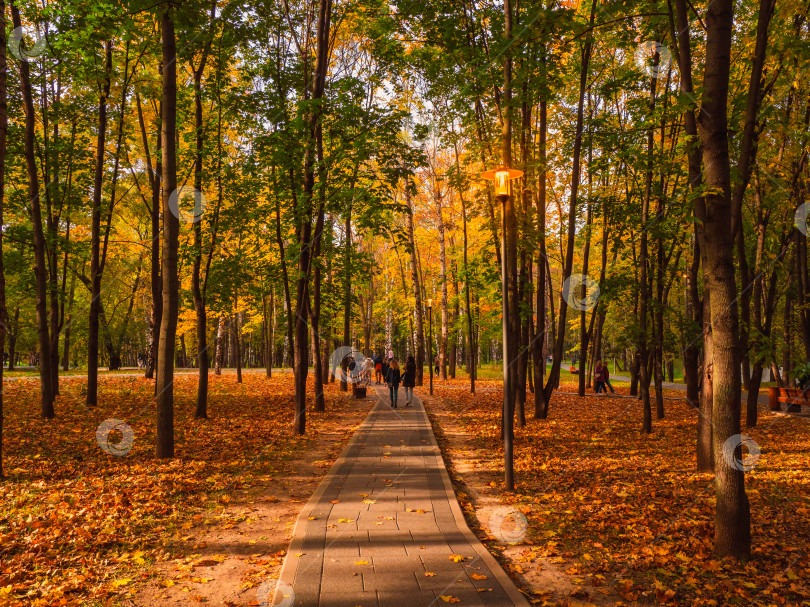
[482,165,522,492]
[428,299,433,395]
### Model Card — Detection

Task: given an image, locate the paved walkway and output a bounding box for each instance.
[611,375,770,406]
[274,385,529,607]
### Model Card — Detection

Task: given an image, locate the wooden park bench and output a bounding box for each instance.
[768,386,809,413]
[352,381,367,399]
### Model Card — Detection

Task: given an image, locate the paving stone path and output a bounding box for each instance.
[273,385,530,607]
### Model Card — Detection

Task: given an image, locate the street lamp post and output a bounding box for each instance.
[482,165,523,491]
[428,299,434,395]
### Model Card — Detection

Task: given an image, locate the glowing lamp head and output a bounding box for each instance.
[482,165,524,197]
[428,299,433,308]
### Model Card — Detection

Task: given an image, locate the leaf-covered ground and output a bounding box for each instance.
[0,372,371,606]
[423,378,810,606]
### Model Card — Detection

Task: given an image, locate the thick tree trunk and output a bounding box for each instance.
[156,9,179,459]
[699,0,751,559]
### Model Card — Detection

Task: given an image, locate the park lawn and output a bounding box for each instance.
[423,378,810,606]
[0,373,369,607]
[470,362,679,384]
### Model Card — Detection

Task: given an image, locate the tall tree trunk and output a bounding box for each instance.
[436,182,449,380]
[234,312,242,383]
[294,0,333,434]
[534,95,547,417]
[406,180,425,385]
[87,40,112,407]
[191,21,214,417]
[699,0,751,559]
[156,8,179,459]
[450,256,460,379]
[215,316,225,375]
[639,56,658,433]
[0,0,7,477]
[309,126,327,412]
[542,0,597,411]
[11,2,53,418]
[456,150,476,393]
[136,93,162,381]
[62,268,76,370]
[671,0,713,470]
[340,208,351,392]
[731,0,775,392]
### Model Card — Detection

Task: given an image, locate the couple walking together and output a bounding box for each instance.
[594,360,615,395]
[385,355,416,408]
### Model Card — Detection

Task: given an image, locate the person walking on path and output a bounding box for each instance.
[594,361,606,394]
[381,355,389,387]
[363,355,374,383]
[385,358,401,408]
[402,355,416,406]
[374,353,383,384]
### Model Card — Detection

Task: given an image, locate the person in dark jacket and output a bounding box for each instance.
[381,356,389,387]
[402,356,416,406]
[374,353,383,384]
[385,358,401,408]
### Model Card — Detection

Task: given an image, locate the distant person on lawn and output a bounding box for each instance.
[386,358,401,408]
[402,355,416,406]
